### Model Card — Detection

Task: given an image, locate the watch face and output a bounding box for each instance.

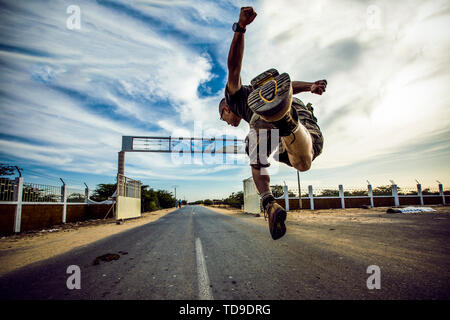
[232,23,244,33]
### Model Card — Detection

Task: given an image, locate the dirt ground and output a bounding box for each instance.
[208,205,450,280]
[0,208,175,277]
[207,204,450,241]
[207,204,450,225]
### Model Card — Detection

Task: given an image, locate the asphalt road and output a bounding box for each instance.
[0,205,449,300]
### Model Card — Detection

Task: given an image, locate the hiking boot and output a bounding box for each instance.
[264,201,287,240]
[248,71,298,136]
[250,68,279,90]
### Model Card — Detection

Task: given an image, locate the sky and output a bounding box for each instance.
[0,0,449,201]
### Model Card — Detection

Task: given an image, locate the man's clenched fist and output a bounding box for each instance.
[311,80,327,95]
[238,7,257,28]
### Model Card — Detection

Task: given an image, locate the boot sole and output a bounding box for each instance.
[250,68,279,90]
[248,73,292,122]
[271,207,287,240]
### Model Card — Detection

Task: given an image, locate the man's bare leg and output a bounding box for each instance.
[251,166,287,240]
[281,80,325,171]
[252,167,270,195]
[281,124,314,172]
[252,166,279,210]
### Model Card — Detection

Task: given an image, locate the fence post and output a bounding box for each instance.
[417,184,424,206]
[85,186,89,203]
[61,183,67,223]
[13,177,24,233]
[339,184,345,209]
[439,184,445,205]
[297,170,302,209]
[392,184,399,207]
[368,184,374,208]
[308,185,314,211]
[283,185,289,211]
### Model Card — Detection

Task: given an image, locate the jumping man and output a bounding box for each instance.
[219,7,326,240]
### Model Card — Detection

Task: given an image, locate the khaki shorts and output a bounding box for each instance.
[245,98,324,169]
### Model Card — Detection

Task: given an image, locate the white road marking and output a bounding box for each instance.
[195,237,213,300]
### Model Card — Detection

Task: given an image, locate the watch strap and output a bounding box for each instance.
[233,22,246,33]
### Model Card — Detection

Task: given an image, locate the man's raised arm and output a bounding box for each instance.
[292,80,327,95]
[226,7,257,96]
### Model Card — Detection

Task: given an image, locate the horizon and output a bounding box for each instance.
[1,0,449,202]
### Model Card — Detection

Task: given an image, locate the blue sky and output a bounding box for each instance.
[0,0,449,201]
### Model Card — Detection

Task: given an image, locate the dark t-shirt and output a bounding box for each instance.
[224,85,254,123]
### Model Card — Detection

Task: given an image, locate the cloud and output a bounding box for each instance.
[242,0,450,174]
[0,0,234,174]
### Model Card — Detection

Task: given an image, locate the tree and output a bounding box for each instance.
[203,199,213,206]
[191,200,203,205]
[156,189,176,208]
[422,188,439,195]
[67,193,85,203]
[269,185,295,198]
[141,185,159,212]
[271,185,284,198]
[372,185,398,196]
[348,189,368,196]
[91,183,116,202]
[224,191,244,208]
[91,182,176,210]
[0,164,22,176]
[319,189,339,197]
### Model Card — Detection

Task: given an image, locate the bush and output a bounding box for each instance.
[224,191,243,208]
[91,183,117,202]
[156,189,176,208]
[203,199,213,206]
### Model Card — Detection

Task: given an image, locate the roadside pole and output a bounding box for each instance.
[297,170,302,209]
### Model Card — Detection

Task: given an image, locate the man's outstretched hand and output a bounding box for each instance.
[238,7,257,28]
[311,80,327,95]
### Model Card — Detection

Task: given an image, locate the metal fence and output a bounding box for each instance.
[22,182,61,202]
[0,179,90,204]
[289,185,447,198]
[282,183,448,211]
[0,174,143,233]
[117,174,141,199]
[67,187,88,203]
[0,178,16,201]
[1,177,94,233]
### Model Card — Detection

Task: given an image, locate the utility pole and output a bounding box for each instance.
[297,170,302,209]
[172,185,179,200]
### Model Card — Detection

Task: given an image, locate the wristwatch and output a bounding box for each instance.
[232,22,246,33]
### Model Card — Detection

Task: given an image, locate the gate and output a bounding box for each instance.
[243,177,261,214]
[116,174,141,220]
